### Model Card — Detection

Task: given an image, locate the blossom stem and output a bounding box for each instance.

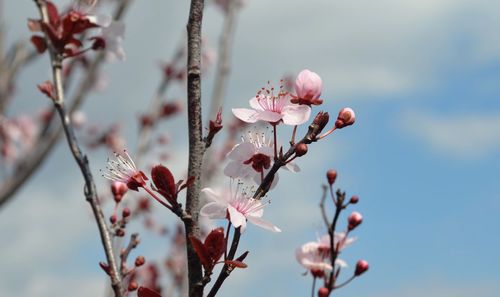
[290,125,297,145]
[333,275,355,290]
[317,126,336,140]
[311,277,317,297]
[328,194,344,289]
[272,123,278,160]
[142,186,174,211]
[224,220,232,260]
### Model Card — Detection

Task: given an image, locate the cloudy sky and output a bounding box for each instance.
[1,0,500,297]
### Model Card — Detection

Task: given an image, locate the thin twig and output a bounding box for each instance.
[184,0,206,296]
[319,184,329,227]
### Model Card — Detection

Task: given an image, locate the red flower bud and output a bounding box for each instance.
[335,107,355,129]
[109,214,117,224]
[348,211,363,230]
[355,260,369,276]
[295,143,308,157]
[122,207,131,218]
[326,169,337,185]
[111,181,128,203]
[116,228,125,237]
[318,287,329,297]
[135,255,146,267]
[349,195,359,204]
[128,281,138,291]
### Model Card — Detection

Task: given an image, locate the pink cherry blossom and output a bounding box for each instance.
[318,232,357,253]
[292,69,323,105]
[200,187,281,233]
[223,130,300,186]
[102,150,148,191]
[232,82,311,125]
[97,21,126,61]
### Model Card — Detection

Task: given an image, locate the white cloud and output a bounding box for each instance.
[400,110,500,158]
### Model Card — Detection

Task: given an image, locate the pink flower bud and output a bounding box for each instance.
[348,211,363,230]
[109,214,117,224]
[335,107,355,129]
[349,195,359,204]
[354,260,369,276]
[318,287,329,297]
[294,69,323,105]
[128,281,138,291]
[326,169,337,185]
[111,181,128,202]
[295,143,308,157]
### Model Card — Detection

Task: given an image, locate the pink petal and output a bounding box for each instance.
[249,97,264,111]
[247,216,281,232]
[256,110,283,123]
[284,162,301,173]
[201,188,223,203]
[227,142,255,161]
[232,108,259,123]
[256,146,273,157]
[281,105,311,125]
[223,161,250,179]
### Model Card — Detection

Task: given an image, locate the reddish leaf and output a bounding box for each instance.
[30,36,47,53]
[27,19,42,32]
[224,260,248,269]
[204,227,225,262]
[189,235,212,271]
[235,251,249,262]
[137,286,162,297]
[179,176,196,191]
[45,1,60,27]
[151,165,176,198]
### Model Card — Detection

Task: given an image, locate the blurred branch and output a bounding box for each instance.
[0,0,132,208]
[184,0,206,296]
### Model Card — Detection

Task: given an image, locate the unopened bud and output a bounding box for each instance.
[335,107,355,129]
[122,207,131,218]
[116,228,125,237]
[312,111,330,132]
[318,287,329,297]
[128,281,138,291]
[326,169,337,185]
[135,255,145,267]
[295,143,308,157]
[347,211,363,230]
[349,195,359,204]
[109,214,117,224]
[99,261,110,275]
[354,260,369,276]
[111,181,128,203]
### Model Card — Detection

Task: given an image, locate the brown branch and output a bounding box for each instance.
[184,0,206,296]
[0,0,131,208]
[319,184,329,227]
[120,233,139,276]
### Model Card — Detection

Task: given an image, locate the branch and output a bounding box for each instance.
[0,0,132,208]
[184,0,206,296]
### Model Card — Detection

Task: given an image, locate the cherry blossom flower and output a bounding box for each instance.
[96,21,126,61]
[102,150,148,191]
[318,232,356,253]
[223,130,300,186]
[232,82,311,125]
[292,69,323,106]
[200,187,281,233]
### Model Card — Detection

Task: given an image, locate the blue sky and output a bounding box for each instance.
[1,0,500,297]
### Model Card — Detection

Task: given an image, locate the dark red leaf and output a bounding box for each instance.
[179,176,196,192]
[151,165,176,199]
[189,235,212,271]
[45,1,60,27]
[204,227,225,262]
[224,260,248,269]
[30,36,47,53]
[137,286,162,297]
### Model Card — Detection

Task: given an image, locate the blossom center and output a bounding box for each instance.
[243,153,271,173]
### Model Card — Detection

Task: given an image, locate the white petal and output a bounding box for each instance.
[281,105,311,125]
[223,161,247,179]
[256,146,274,157]
[200,202,227,219]
[201,188,224,203]
[227,205,246,229]
[284,161,301,173]
[247,216,281,232]
[232,108,259,123]
[227,142,255,161]
[335,258,348,268]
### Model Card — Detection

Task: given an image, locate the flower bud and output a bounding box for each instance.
[135,255,146,267]
[312,111,330,132]
[335,107,355,129]
[127,281,138,291]
[293,69,323,105]
[122,207,131,218]
[111,181,128,203]
[116,228,125,237]
[318,287,329,297]
[354,260,369,276]
[109,214,117,224]
[326,169,337,185]
[295,143,308,157]
[348,211,363,230]
[349,195,359,204]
